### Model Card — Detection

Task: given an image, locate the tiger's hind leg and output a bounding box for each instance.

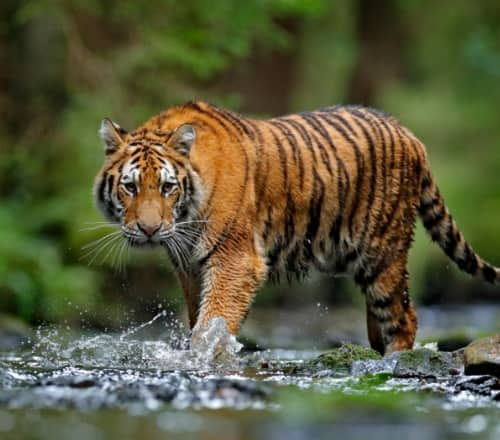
[357,258,417,355]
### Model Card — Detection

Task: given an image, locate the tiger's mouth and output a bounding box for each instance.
[121,225,172,247]
[120,220,202,266]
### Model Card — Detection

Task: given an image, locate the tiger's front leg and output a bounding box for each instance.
[176,270,201,330]
[190,238,267,346]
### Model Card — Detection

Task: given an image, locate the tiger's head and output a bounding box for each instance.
[94,118,202,248]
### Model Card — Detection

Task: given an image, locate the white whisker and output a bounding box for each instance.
[80,232,122,261]
[86,234,122,266]
[79,224,119,232]
[99,235,124,266]
[81,230,122,250]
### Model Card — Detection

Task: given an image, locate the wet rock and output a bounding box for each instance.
[307,343,382,372]
[464,335,500,377]
[436,333,474,352]
[420,329,476,352]
[451,375,500,397]
[207,379,271,400]
[7,369,271,410]
[110,382,176,406]
[393,349,463,378]
[351,352,400,376]
[146,384,178,402]
[38,375,98,388]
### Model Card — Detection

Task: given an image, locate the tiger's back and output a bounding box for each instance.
[251,106,423,282]
[94,101,499,354]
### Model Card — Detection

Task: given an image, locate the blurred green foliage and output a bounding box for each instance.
[0,0,499,325]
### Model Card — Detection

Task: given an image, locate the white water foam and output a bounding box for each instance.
[29,315,242,371]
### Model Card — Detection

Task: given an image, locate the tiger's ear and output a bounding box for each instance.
[169,124,196,156]
[99,118,126,155]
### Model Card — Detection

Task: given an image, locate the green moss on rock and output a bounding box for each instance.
[309,343,382,371]
[394,348,463,378]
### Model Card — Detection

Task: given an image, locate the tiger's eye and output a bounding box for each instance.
[162,182,175,194]
[124,182,137,194]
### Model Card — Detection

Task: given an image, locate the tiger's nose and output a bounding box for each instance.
[137,222,161,237]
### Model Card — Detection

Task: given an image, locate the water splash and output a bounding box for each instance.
[27,315,241,371]
[190,317,243,365]
[0,315,258,411]
[119,310,169,341]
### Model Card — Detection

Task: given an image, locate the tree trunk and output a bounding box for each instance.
[347,0,407,105]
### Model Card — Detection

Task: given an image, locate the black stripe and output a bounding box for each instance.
[314,114,350,232]
[423,207,446,230]
[380,119,396,205]
[362,106,394,120]
[310,130,333,175]
[267,237,286,274]
[373,296,394,308]
[319,115,365,239]
[421,175,432,190]
[354,251,391,287]
[184,102,238,138]
[284,193,296,245]
[271,120,305,190]
[386,323,402,336]
[285,241,307,280]
[246,119,265,189]
[104,174,116,218]
[97,176,107,206]
[456,243,478,274]
[350,110,377,250]
[176,172,196,220]
[366,271,407,324]
[271,120,299,163]
[209,104,255,140]
[418,196,441,215]
[269,128,288,187]
[281,118,319,165]
[329,215,342,246]
[378,127,406,236]
[106,175,114,200]
[299,115,333,176]
[255,153,269,216]
[326,111,359,139]
[372,117,388,232]
[398,315,407,327]
[482,264,496,283]
[442,221,458,259]
[304,168,325,260]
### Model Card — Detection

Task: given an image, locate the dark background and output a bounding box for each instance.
[1,0,499,333]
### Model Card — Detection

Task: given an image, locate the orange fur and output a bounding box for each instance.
[94,102,499,354]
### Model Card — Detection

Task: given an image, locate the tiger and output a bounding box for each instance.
[94,101,499,354]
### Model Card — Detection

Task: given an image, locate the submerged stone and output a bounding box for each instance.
[464,335,500,377]
[393,348,463,378]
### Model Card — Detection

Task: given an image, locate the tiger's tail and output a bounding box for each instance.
[418,170,500,285]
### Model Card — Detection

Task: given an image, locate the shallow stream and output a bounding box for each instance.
[0,307,499,440]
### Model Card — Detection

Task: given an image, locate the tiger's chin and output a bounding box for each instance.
[124,236,162,249]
